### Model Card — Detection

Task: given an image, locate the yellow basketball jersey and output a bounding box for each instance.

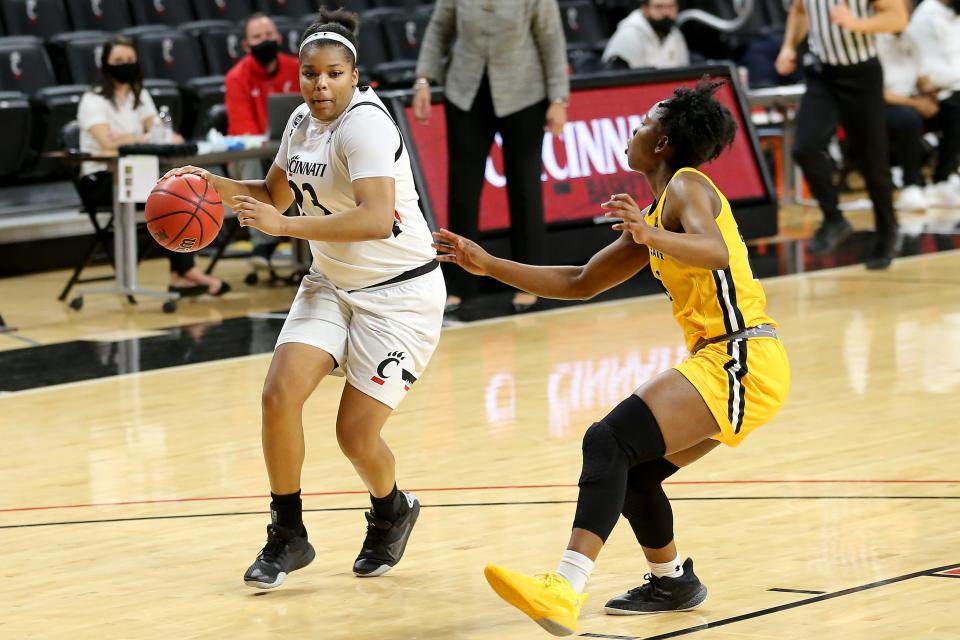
[644,167,776,352]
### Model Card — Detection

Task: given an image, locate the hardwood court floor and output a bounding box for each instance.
[2,252,959,639]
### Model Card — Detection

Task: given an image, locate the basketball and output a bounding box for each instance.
[145,173,224,253]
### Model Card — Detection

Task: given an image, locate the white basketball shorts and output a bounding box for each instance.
[276,266,445,409]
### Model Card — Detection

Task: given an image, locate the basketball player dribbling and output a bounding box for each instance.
[166,8,444,587]
[434,80,791,635]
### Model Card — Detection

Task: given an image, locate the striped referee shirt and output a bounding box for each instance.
[805,0,878,65]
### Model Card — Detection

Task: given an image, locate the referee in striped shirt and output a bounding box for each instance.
[777,0,908,269]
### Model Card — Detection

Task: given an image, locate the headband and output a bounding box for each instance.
[299,31,358,62]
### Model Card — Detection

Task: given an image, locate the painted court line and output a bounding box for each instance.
[2,496,958,530]
[0,479,957,513]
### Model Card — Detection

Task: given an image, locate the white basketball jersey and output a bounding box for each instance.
[275,87,435,291]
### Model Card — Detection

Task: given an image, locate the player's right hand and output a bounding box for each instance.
[432,228,491,276]
[775,47,797,76]
[412,86,432,124]
[160,165,211,183]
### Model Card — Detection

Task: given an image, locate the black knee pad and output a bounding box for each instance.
[627,458,680,493]
[578,421,624,485]
[601,395,666,465]
[622,459,680,549]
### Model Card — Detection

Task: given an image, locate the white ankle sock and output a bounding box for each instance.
[648,553,684,578]
[556,550,594,593]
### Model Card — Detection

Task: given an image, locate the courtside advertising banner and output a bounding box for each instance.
[396,68,775,237]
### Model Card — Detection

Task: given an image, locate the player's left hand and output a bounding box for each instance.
[603,193,653,245]
[545,102,567,138]
[830,1,857,30]
[234,195,286,236]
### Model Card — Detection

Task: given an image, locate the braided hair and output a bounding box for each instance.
[657,79,736,168]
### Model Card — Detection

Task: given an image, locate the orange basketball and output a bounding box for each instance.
[145,173,224,253]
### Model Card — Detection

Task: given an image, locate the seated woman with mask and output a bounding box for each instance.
[77,35,230,297]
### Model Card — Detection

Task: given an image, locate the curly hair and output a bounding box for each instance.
[657,79,737,169]
[301,7,361,67]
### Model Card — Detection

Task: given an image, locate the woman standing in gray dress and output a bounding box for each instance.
[413,0,570,313]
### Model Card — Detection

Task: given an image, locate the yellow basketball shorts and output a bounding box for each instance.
[674,337,790,447]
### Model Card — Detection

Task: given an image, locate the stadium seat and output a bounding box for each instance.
[378,6,429,62]
[120,24,170,40]
[178,20,244,76]
[592,0,633,34]
[270,15,303,56]
[352,8,411,87]
[0,89,33,176]
[558,0,607,50]
[128,0,196,26]
[255,0,316,16]
[183,75,225,138]
[64,0,132,32]
[191,0,256,21]
[47,30,110,85]
[0,36,87,159]
[0,0,70,38]
[136,29,208,83]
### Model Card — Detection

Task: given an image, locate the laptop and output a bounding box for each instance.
[267,93,306,140]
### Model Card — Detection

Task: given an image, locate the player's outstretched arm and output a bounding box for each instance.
[432,228,649,301]
[161,162,292,212]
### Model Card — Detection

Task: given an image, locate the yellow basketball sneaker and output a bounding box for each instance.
[484,565,587,636]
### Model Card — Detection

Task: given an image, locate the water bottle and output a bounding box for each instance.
[159,106,174,143]
[149,111,165,143]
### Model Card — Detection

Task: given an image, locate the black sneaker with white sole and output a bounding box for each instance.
[604,558,708,615]
[243,523,316,589]
[352,491,420,577]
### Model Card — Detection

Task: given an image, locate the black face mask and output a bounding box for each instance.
[649,16,676,37]
[251,40,279,67]
[952,0,960,15]
[105,62,138,84]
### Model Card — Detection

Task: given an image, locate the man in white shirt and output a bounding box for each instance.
[907,0,960,204]
[601,0,690,69]
[877,30,940,209]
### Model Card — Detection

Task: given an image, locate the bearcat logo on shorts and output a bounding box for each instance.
[371,351,417,391]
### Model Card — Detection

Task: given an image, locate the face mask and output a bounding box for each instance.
[649,16,676,37]
[105,62,138,84]
[952,0,960,14]
[251,40,279,67]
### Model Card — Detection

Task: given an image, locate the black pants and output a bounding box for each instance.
[793,59,897,242]
[444,75,547,298]
[887,94,960,187]
[886,104,926,188]
[77,171,195,276]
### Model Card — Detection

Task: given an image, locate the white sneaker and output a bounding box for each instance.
[896,185,928,211]
[925,181,960,207]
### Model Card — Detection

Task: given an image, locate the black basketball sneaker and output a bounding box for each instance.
[353,491,420,577]
[604,558,708,615]
[243,524,316,589]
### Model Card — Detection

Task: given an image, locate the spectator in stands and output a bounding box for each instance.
[77,35,229,297]
[877,28,941,210]
[906,0,960,206]
[413,0,569,314]
[601,0,690,69]
[225,13,300,270]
